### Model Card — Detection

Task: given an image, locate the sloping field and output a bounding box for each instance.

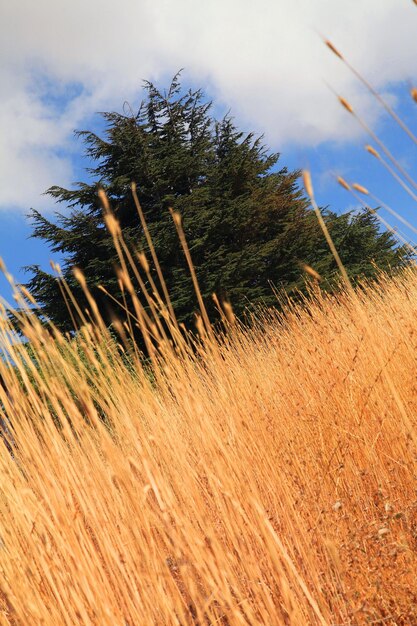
[0,269,416,625]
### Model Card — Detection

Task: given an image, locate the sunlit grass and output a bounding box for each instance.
[0,260,416,624]
[2,21,417,624]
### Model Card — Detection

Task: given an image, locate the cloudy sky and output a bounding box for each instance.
[1,0,417,298]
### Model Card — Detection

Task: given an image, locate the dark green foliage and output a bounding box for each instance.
[26,74,412,331]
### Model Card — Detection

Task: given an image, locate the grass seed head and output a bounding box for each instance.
[104,213,121,237]
[170,209,182,227]
[222,300,236,324]
[98,188,111,214]
[366,144,380,159]
[352,183,369,195]
[73,267,87,289]
[137,252,150,274]
[337,176,351,191]
[302,170,314,198]
[339,96,354,114]
[302,264,322,282]
[325,40,343,59]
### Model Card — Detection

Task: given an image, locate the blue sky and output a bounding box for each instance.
[1,0,417,303]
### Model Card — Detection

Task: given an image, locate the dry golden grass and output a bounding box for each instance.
[2,26,417,623]
[0,262,416,625]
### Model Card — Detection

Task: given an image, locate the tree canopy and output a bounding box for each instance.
[26,73,412,332]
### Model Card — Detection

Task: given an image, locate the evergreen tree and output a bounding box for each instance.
[26,74,411,332]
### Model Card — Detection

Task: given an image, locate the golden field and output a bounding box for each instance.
[0,262,416,625]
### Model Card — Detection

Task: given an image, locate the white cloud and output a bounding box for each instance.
[1,0,417,210]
